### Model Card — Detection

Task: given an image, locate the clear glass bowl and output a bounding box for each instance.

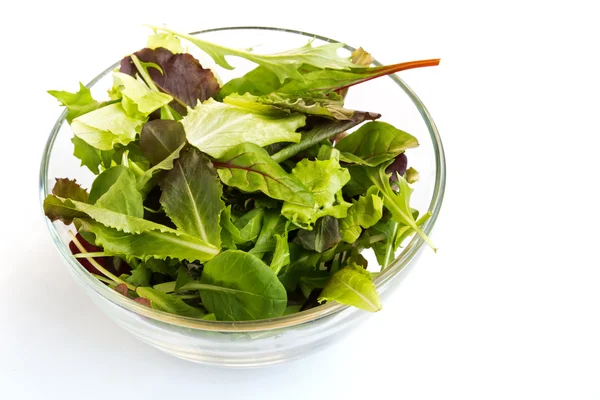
[39,27,446,367]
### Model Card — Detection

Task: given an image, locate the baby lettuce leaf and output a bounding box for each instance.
[51,178,89,203]
[339,186,384,243]
[147,32,184,53]
[120,47,220,113]
[89,166,144,217]
[251,211,289,259]
[366,166,436,251]
[196,250,287,321]
[71,103,144,151]
[233,209,264,243]
[281,158,352,229]
[182,99,305,158]
[336,122,419,166]
[78,219,218,262]
[217,66,282,100]
[278,58,441,94]
[223,92,380,121]
[270,230,290,274]
[71,137,108,175]
[295,216,341,253]
[48,83,115,124]
[158,149,224,248]
[111,72,173,118]
[126,265,151,286]
[270,112,380,163]
[136,287,206,318]
[137,120,186,190]
[150,26,356,83]
[213,142,315,207]
[318,263,381,312]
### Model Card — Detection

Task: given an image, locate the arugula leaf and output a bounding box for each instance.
[89,166,144,217]
[270,112,380,163]
[147,32,184,53]
[182,99,305,158]
[120,47,220,113]
[48,83,114,124]
[111,72,173,118]
[136,287,206,318]
[318,263,381,312]
[78,219,218,262]
[365,165,436,251]
[339,186,384,243]
[150,26,356,83]
[196,250,287,321]
[158,149,224,248]
[213,142,315,207]
[336,122,419,166]
[295,216,341,253]
[281,158,352,229]
[279,58,440,93]
[217,66,282,100]
[223,92,379,121]
[71,103,144,151]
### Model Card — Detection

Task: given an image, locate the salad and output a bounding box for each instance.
[44,26,439,321]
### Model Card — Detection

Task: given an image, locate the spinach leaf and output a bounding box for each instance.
[136,287,206,318]
[336,122,419,167]
[195,250,287,321]
[295,216,341,253]
[78,219,218,262]
[158,149,224,248]
[150,26,356,83]
[339,186,384,243]
[214,142,315,207]
[182,99,305,158]
[318,263,381,312]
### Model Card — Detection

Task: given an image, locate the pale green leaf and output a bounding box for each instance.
[182,99,305,158]
[136,287,206,318]
[89,166,144,217]
[318,263,381,312]
[112,72,173,118]
[339,187,384,243]
[147,32,184,53]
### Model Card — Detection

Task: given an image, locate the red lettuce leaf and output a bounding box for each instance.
[120,48,220,114]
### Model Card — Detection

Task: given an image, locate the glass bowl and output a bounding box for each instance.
[39,27,446,367]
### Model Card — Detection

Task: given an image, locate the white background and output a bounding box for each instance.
[1,0,599,398]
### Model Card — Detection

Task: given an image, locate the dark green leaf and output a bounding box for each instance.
[336,122,418,167]
[197,250,287,321]
[158,149,224,248]
[233,208,264,243]
[126,265,151,286]
[295,216,341,253]
[217,66,282,100]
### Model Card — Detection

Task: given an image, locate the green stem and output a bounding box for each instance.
[68,231,135,291]
[130,54,175,120]
[74,252,112,258]
[382,221,399,269]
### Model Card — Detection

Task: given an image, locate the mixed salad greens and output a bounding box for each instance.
[44,27,439,321]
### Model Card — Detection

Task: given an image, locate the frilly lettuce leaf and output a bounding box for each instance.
[182,99,305,158]
[147,32,184,54]
[339,186,384,243]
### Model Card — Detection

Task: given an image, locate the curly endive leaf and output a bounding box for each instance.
[213,142,315,207]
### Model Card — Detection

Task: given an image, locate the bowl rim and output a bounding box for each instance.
[40,26,446,332]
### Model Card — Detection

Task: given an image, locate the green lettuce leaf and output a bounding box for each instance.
[71,103,144,150]
[182,99,305,158]
[147,32,184,53]
[336,121,419,166]
[158,149,224,248]
[149,26,356,83]
[233,208,264,243]
[217,66,282,100]
[339,186,384,243]
[195,250,287,321]
[270,230,290,275]
[213,142,315,207]
[136,287,206,318]
[111,72,173,118]
[78,219,218,262]
[281,158,351,229]
[318,263,381,312]
[126,265,151,286]
[89,166,144,217]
